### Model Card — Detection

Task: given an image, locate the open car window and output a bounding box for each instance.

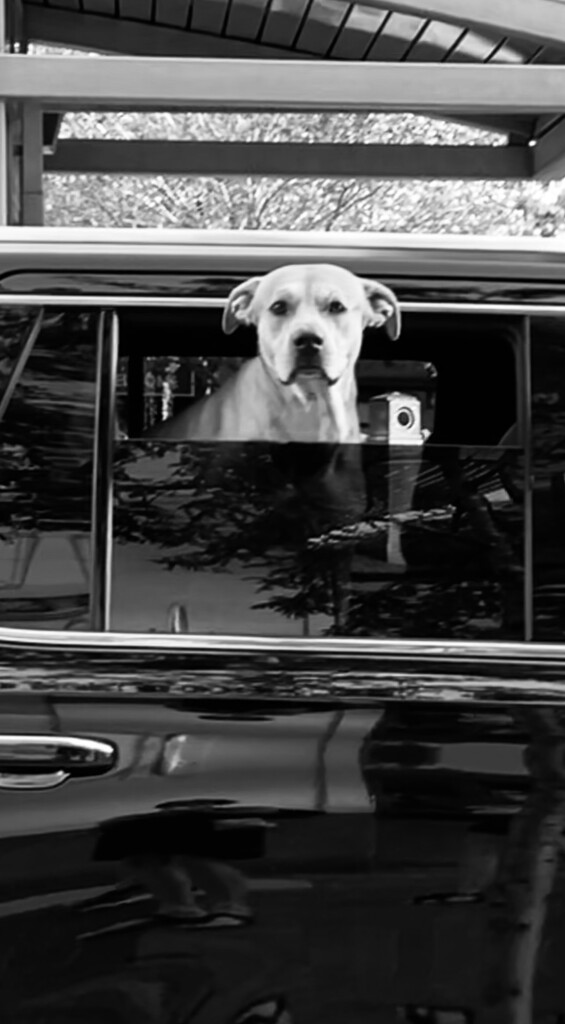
[111,307,526,641]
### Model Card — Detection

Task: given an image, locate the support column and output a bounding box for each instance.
[21,101,43,225]
[0,0,8,225]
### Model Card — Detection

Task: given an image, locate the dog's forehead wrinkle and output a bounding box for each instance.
[311,283,359,307]
[259,283,362,314]
[262,263,359,293]
[257,278,301,307]
[269,286,300,305]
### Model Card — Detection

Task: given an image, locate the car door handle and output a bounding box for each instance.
[0,735,116,790]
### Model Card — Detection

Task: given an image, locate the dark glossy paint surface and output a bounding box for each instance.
[2,652,565,1023]
[4,269,565,305]
[3,238,565,1022]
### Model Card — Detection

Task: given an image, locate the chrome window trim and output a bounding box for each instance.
[0,295,563,314]
[523,316,533,642]
[3,625,565,665]
[89,311,118,632]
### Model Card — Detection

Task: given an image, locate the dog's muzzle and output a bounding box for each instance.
[290,333,328,381]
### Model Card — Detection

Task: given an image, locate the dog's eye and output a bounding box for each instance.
[328,300,347,314]
[270,300,288,316]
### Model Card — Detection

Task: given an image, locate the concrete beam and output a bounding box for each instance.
[45,139,534,179]
[0,55,564,113]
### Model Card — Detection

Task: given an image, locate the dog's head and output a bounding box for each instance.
[222,264,401,388]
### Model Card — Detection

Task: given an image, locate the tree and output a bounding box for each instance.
[113,439,523,639]
[44,110,565,235]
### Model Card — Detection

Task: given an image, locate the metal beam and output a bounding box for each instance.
[360,1,565,50]
[21,102,43,224]
[6,106,21,224]
[533,117,565,179]
[44,139,534,179]
[1,55,565,113]
[0,1,6,225]
[22,7,536,139]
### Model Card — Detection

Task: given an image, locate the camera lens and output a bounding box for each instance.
[397,408,414,428]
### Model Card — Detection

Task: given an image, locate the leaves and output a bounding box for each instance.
[112,442,524,638]
[44,111,564,235]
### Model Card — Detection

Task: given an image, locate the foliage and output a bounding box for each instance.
[113,441,524,638]
[44,110,565,235]
[0,311,97,540]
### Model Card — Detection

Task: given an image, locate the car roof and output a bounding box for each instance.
[0,227,563,283]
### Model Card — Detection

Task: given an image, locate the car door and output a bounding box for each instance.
[2,285,565,1024]
[3,636,565,1024]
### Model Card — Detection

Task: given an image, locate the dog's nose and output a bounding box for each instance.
[294,333,323,351]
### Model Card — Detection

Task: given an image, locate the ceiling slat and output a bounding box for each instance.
[121,0,153,20]
[405,21,468,62]
[447,30,502,64]
[44,0,81,10]
[82,0,116,15]
[297,0,351,55]
[261,0,310,47]
[226,0,268,40]
[488,38,540,64]
[334,1,565,51]
[26,5,313,55]
[329,6,389,60]
[366,12,427,61]
[156,0,192,29]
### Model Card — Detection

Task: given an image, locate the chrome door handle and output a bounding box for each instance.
[0,735,116,790]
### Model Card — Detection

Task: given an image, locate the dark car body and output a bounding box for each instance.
[2,228,565,1024]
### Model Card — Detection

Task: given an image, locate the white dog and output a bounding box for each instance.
[148,264,401,444]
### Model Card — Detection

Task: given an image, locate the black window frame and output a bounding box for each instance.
[0,291,555,646]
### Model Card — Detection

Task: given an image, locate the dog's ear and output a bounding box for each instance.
[222,278,262,335]
[361,280,401,340]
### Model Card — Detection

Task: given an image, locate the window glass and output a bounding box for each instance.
[531,315,565,641]
[0,308,98,629]
[112,306,525,640]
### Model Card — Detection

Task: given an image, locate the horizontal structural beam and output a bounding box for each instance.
[21,9,541,139]
[45,140,534,180]
[1,56,565,113]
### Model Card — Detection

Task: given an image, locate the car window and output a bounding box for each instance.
[531,315,565,641]
[0,308,98,630]
[111,306,526,640]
